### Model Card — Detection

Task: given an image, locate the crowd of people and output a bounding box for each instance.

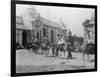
[16,35,95,60]
[16,36,76,59]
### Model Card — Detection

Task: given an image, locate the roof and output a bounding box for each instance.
[39,16,60,29]
[84,22,95,27]
[16,24,28,30]
[82,18,95,27]
[16,16,32,30]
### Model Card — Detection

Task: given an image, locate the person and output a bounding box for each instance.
[74,43,79,53]
[44,36,48,42]
[23,40,27,49]
[29,40,33,52]
[67,41,72,59]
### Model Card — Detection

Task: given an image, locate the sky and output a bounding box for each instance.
[16,4,94,37]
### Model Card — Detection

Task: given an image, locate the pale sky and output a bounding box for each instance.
[16,4,94,37]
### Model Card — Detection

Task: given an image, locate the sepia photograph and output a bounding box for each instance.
[12,1,97,76]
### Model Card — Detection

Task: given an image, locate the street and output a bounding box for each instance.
[16,49,95,73]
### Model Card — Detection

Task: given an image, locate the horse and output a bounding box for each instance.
[33,41,41,54]
[55,43,66,57]
[40,41,51,55]
[25,41,40,54]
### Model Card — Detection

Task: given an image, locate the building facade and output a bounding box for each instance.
[31,15,60,43]
[82,16,95,44]
[16,16,32,45]
[16,15,61,45]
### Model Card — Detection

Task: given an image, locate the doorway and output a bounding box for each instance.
[51,30,54,43]
[43,28,46,38]
[22,30,27,47]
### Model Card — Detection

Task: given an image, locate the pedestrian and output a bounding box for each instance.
[67,41,72,59]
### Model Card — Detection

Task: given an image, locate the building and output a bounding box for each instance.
[16,15,61,45]
[16,7,69,45]
[31,15,60,43]
[16,16,32,46]
[82,16,95,44]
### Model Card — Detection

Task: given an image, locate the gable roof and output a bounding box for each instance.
[82,18,95,27]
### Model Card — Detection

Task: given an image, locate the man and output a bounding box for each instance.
[67,41,72,59]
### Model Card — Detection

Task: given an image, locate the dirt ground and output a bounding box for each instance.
[16,49,95,73]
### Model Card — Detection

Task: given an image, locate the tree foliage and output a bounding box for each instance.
[72,35,84,46]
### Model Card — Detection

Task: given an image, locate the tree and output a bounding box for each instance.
[72,35,84,46]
